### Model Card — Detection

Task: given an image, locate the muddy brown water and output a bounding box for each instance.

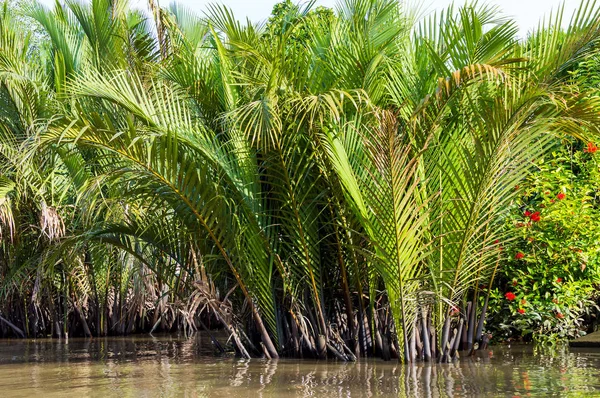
[1,335,599,397]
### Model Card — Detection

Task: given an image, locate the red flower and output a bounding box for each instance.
[557,192,566,200]
[505,292,516,301]
[523,210,540,221]
[556,278,563,283]
[556,313,564,319]
[518,308,525,314]
[515,252,525,260]
[584,142,598,153]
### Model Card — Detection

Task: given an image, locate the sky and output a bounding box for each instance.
[153,0,578,35]
[39,0,580,36]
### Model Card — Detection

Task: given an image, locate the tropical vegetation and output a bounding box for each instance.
[0,0,599,363]
[487,137,600,344]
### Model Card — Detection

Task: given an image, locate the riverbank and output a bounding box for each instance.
[570,330,600,348]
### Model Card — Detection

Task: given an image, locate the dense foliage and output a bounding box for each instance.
[0,0,600,362]
[487,140,600,343]
[486,55,600,344]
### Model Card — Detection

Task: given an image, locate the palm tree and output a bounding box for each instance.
[0,0,598,362]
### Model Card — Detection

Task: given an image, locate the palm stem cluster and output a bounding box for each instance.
[0,0,599,362]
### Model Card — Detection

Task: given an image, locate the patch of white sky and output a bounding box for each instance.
[38,0,580,37]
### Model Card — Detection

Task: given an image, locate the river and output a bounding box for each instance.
[1,335,599,397]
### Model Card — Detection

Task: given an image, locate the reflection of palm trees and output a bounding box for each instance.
[396,354,505,397]
[255,360,278,397]
[3,341,600,396]
[230,359,250,387]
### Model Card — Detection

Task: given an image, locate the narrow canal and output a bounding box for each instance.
[1,335,599,397]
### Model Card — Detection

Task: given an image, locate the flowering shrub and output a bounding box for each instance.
[584,142,598,154]
[515,252,525,260]
[486,140,600,344]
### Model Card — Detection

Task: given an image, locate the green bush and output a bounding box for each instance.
[487,139,600,344]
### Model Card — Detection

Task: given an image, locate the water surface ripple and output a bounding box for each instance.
[1,335,599,397]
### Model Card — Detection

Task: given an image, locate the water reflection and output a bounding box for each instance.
[1,336,600,397]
